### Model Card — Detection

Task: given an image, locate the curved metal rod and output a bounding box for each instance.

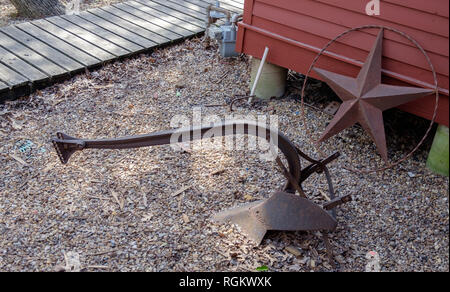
[52,121,302,192]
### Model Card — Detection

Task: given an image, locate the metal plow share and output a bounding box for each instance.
[52,121,351,263]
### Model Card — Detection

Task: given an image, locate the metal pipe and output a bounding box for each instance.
[248,46,269,104]
[231,13,243,29]
[206,4,231,25]
[205,4,232,41]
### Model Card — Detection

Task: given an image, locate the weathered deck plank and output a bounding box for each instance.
[113,2,195,37]
[0,31,67,77]
[134,0,205,27]
[0,0,243,102]
[150,0,206,20]
[0,25,84,72]
[89,8,170,44]
[15,22,99,67]
[46,16,130,57]
[77,11,157,48]
[222,0,245,9]
[31,19,116,62]
[0,62,29,87]
[61,14,144,53]
[0,46,48,82]
[185,0,243,14]
[216,0,245,11]
[0,80,9,91]
[125,1,203,33]
[101,5,183,41]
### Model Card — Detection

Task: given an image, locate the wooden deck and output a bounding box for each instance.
[0,0,244,102]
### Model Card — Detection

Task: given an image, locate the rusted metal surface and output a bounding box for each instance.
[313,29,434,162]
[236,0,449,126]
[275,156,307,199]
[52,120,349,250]
[300,25,440,174]
[213,191,337,245]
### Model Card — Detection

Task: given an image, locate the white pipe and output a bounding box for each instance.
[248,46,269,104]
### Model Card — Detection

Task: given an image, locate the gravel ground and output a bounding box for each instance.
[0,38,448,272]
[0,0,127,27]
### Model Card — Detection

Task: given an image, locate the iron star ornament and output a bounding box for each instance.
[313,29,434,162]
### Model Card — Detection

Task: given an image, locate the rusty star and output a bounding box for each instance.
[314,28,434,161]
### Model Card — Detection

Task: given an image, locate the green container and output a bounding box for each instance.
[250,57,288,100]
[426,125,449,176]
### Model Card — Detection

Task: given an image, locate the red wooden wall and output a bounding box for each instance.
[236,0,449,126]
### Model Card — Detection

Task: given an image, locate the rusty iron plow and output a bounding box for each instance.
[52,121,351,261]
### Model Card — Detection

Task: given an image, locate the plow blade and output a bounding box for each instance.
[213,191,337,244]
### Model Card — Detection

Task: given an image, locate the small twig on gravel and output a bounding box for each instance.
[211,70,230,84]
[172,185,193,197]
[42,222,58,233]
[84,195,109,201]
[74,98,88,107]
[86,265,109,270]
[210,168,226,176]
[204,103,228,108]
[303,102,327,114]
[85,249,118,257]
[9,154,28,166]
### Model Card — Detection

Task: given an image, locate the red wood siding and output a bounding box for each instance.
[236,0,449,126]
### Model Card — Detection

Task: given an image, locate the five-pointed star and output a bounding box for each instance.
[313,29,434,162]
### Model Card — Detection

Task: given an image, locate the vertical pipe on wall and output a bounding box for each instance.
[248,46,269,103]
